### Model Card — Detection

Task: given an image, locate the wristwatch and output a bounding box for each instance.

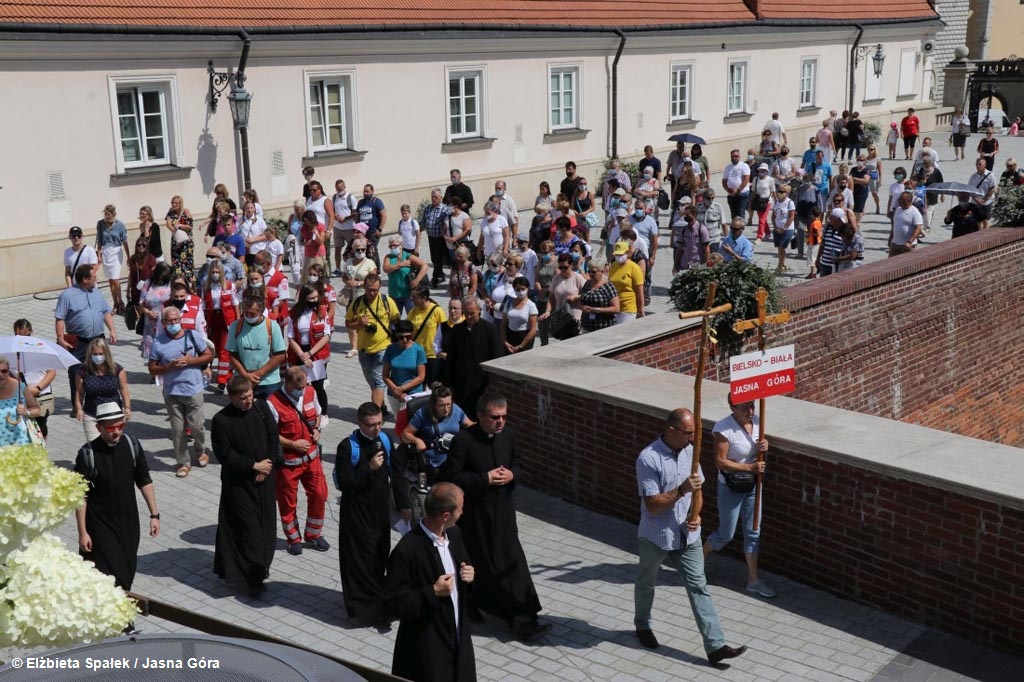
[150,513,161,520]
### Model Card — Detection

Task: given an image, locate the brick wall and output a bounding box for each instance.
[609,228,1024,447]
[489,373,1024,653]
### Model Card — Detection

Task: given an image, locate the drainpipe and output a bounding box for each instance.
[611,29,626,159]
[233,30,253,192]
[848,23,863,113]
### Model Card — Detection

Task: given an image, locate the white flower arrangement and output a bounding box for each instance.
[0,445,138,648]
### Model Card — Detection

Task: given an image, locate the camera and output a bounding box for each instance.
[364,322,377,334]
[436,433,455,453]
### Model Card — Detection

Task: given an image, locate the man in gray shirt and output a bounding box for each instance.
[634,407,747,665]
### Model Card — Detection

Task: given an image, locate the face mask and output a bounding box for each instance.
[541,254,551,263]
[489,264,501,273]
[579,184,587,191]
[781,150,789,156]
[245,315,262,324]
[169,299,186,310]
[307,274,320,284]
[220,254,229,263]
[288,388,304,401]
[644,170,653,178]
[354,251,366,260]
[389,247,401,256]
[634,209,645,219]
[857,162,866,169]
[515,289,528,299]
[495,189,505,197]
[164,323,182,335]
[248,281,261,290]
[450,176,458,184]
[210,273,221,282]
[91,354,106,365]
[616,254,628,264]
[895,175,905,181]
[959,200,970,207]
[747,155,755,162]
[684,217,693,224]
[206,256,217,264]
[570,252,581,263]
[609,198,620,210]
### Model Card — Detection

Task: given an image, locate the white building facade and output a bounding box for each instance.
[0,10,940,296]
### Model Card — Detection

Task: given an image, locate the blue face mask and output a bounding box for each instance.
[541,254,552,263]
[495,189,505,197]
[609,198,620,210]
[634,209,645,219]
[288,388,304,401]
[165,323,182,335]
[570,252,581,263]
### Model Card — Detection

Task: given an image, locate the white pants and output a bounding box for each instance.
[615,312,637,325]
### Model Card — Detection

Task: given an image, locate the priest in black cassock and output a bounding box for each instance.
[439,391,551,641]
[441,297,503,416]
[386,482,476,682]
[335,401,411,625]
[74,402,160,593]
[211,375,282,596]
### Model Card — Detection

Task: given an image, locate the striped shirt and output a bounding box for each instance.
[819,225,845,268]
[636,437,705,551]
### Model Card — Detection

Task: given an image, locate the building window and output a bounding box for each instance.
[898,49,918,96]
[865,59,883,100]
[727,61,748,114]
[448,70,482,139]
[308,78,351,151]
[799,59,817,108]
[549,65,580,130]
[670,64,692,120]
[115,86,169,167]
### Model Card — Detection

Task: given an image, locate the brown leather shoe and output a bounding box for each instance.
[709,644,747,665]
[196,452,210,467]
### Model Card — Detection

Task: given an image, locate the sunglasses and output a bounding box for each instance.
[396,334,412,341]
[0,369,10,375]
[557,265,571,271]
[354,250,366,255]
[102,422,126,433]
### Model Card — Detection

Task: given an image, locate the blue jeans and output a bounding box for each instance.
[707,479,761,554]
[634,538,726,653]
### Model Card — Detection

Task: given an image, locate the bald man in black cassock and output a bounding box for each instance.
[441,298,503,415]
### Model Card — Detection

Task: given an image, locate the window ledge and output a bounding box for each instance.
[723,112,754,123]
[666,119,701,132]
[301,148,368,166]
[441,137,497,153]
[543,128,590,143]
[861,98,885,106]
[109,164,193,186]
[896,94,918,102]
[796,106,822,116]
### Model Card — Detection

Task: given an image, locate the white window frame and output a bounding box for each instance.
[446,66,486,141]
[727,60,749,114]
[304,70,358,155]
[548,63,581,131]
[898,49,918,97]
[864,58,883,101]
[799,58,818,108]
[670,62,693,121]
[107,75,183,173]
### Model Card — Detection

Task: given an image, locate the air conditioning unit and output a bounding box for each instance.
[922,40,935,54]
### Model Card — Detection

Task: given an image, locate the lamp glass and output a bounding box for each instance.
[872,46,886,78]
[227,86,252,129]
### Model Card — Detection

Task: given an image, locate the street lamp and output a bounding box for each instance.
[871,44,886,78]
[208,61,253,192]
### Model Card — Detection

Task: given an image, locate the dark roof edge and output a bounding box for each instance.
[0,16,942,39]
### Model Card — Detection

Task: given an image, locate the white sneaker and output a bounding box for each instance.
[746,580,777,598]
[319,415,330,430]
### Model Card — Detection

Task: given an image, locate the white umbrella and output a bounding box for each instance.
[0,335,81,376]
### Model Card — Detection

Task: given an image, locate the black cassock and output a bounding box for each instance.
[440,424,542,625]
[441,320,503,416]
[74,435,151,591]
[336,430,409,620]
[385,525,477,682]
[211,400,282,589]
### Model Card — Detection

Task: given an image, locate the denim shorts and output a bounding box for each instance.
[358,350,385,390]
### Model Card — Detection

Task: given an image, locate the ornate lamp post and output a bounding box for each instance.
[208,61,253,192]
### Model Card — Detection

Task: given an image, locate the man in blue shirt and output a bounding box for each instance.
[807,150,833,212]
[357,184,388,266]
[148,305,213,478]
[720,219,754,263]
[628,198,659,305]
[55,265,117,403]
[634,407,746,665]
[801,137,820,171]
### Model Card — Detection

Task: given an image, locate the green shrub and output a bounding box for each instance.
[863,121,882,146]
[992,185,1024,227]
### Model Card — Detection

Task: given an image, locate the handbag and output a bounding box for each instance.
[124,303,138,331]
[722,470,756,493]
[25,416,45,446]
[657,188,671,211]
[583,212,599,228]
[549,303,580,341]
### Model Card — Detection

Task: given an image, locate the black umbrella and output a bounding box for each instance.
[925,182,985,197]
[668,133,706,144]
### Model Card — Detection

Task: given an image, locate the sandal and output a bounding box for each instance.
[176,465,191,478]
[345,349,357,358]
[196,453,210,467]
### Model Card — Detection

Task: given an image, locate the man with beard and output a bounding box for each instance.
[439,391,550,641]
[211,375,282,596]
[335,401,411,626]
[75,402,160,593]
[386,482,476,682]
[440,298,503,415]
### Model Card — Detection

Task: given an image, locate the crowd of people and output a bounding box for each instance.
[1,108,1017,680]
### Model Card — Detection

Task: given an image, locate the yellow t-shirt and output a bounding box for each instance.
[608,260,644,314]
[346,293,400,354]
[406,302,448,359]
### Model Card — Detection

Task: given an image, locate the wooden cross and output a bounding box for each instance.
[678,282,732,523]
[732,287,791,531]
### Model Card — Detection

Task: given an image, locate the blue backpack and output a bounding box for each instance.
[334,431,391,489]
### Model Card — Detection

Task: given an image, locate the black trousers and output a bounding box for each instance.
[427,235,450,282]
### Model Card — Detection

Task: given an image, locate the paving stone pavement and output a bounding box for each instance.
[3,131,1022,680]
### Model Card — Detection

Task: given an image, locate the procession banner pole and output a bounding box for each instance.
[679,283,732,523]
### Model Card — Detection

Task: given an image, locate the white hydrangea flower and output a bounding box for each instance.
[0,445,87,556]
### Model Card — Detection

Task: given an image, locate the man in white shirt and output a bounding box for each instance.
[493,180,519,236]
[888,191,924,257]
[967,156,997,229]
[63,225,99,287]
[331,178,359,276]
[721,150,751,221]
[912,137,941,175]
[763,112,787,146]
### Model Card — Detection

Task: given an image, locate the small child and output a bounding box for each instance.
[398,204,420,255]
[805,207,822,278]
[263,226,284,273]
[886,123,899,160]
